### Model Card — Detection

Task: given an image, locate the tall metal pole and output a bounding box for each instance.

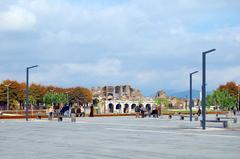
[26,68,29,121]
[190,74,192,121]
[190,71,198,122]
[202,49,215,130]
[26,65,38,121]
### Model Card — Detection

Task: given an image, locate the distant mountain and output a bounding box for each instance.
[165,90,212,99]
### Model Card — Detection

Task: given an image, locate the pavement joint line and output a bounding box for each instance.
[75,121,198,128]
[106,128,240,138]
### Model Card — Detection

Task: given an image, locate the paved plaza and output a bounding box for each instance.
[0,115,240,159]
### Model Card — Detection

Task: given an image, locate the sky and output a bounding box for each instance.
[0,0,240,96]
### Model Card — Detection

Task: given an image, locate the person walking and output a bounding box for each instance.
[146,104,151,117]
[157,105,162,117]
[152,104,157,118]
[76,107,81,117]
[48,107,53,120]
[71,107,76,122]
[197,108,201,116]
[135,105,140,118]
[140,105,145,118]
[90,105,94,117]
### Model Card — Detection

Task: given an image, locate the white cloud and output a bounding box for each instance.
[0,0,240,95]
[136,71,159,84]
[0,5,36,31]
[208,66,240,88]
[63,58,122,76]
[29,58,122,85]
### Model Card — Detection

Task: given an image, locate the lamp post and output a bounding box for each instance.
[26,65,38,121]
[4,83,12,110]
[202,49,215,130]
[190,71,198,122]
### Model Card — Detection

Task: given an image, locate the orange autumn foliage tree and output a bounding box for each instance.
[218,81,239,98]
[0,79,92,110]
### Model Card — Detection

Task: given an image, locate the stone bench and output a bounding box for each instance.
[201,120,228,128]
[217,117,237,123]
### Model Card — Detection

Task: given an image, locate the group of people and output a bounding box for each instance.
[47,105,85,122]
[135,104,162,118]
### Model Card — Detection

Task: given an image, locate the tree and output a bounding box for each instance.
[0,80,25,110]
[0,79,92,110]
[43,92,68,108]
[207,89,236,110]
[29,83,47,104]
[206,94,214,108]
[155,98,170,108]
[29,95,37,108]
[68,87,92,106]
[219,81,238,98]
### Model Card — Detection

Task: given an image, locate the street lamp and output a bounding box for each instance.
[26,65,38,121]
[202,49,216,130]
[4,83,12,110]
[190,71,198,122]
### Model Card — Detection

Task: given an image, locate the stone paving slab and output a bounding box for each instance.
[0,115,239,159]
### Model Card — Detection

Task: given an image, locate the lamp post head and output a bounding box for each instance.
[203,49,216,54]
[27,65,39,69]
[190,71,199,75]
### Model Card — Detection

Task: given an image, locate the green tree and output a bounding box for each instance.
[206,94,214,108]
[155,98,170,108]
[29,95,37,106]
[207,90,236,110]
[43,92,68,107]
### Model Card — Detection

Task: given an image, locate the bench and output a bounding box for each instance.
[200,120,228,128]
[216,117,237,123]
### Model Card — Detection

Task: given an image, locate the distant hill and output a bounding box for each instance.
[166,90,212,99]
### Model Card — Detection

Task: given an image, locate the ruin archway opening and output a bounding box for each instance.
[131,104,136,110]
[124,104,129,113]
[108,103,114,113]
[116,104,121,110]
[145,104,151,110]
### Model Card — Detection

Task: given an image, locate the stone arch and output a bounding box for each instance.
[124,104,129,113]
[108,103,114,113]
[131,103,136,109]
[116,104,121,110]
[145,104,151,109]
